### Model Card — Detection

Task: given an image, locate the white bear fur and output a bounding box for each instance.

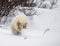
[10,12,28,35]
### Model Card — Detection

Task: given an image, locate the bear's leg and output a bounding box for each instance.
[12,30,20,35]
[17,22,23,30]
[23,23,27,29]
[18,23,23,30]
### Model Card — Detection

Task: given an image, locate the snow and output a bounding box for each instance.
[0,1,60,46]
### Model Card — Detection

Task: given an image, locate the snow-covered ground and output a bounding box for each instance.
[0,0,60,46]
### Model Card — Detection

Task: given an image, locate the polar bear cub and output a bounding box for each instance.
[10,12,28,35]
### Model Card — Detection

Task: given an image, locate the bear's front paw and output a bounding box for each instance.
[12,31,20,35]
